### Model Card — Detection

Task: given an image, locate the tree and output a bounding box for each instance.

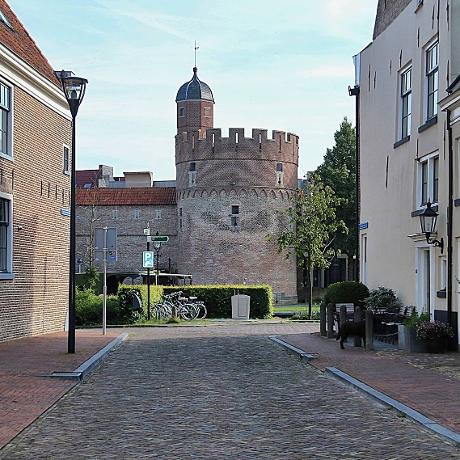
[315,118,357,278]
[276,174,346,317]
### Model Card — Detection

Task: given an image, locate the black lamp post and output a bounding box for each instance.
[55,70,88,354]
[419,202,444,253]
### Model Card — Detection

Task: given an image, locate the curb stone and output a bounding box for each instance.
[269,336,319,361]
[50,333,128,381]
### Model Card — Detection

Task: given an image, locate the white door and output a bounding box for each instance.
[361,234,368,285]
[416,246,434,318]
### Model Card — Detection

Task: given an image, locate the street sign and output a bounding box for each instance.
[144,228,151,236]
[95,228,117,262]
[152,235,169,243]
[143,251,155,268]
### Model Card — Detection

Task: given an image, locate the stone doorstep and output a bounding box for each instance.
[270,335,460,446]
[49,333,128,381]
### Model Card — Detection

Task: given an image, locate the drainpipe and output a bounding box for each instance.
[349,84,360,282]
[446,108,456,348]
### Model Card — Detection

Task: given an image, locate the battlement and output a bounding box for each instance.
[175,127,299,165]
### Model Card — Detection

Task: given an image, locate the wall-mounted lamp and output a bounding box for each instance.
[419,202,444,253]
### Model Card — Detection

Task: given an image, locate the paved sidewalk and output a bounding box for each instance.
[0,330,117,449]
[281,333,460,434]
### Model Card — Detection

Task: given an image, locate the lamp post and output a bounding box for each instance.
[56,70,88,354]
[419,202,444,253]
[153,232,161,286]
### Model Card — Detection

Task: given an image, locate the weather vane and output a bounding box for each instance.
[194,40,199,68]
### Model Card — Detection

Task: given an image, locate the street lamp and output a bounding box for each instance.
[56,70,88,354]
[419,202,444,253]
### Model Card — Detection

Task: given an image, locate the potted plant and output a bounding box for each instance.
[416,320,454,354]
[399,310,430,352]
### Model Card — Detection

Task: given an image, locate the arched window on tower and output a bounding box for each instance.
[276,163,284,186]
[189,162,197,187]
[179,107,185,117]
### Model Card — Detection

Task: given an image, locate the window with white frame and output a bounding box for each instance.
[63,145,69,174]
[133,209,140,220]
[154,209,162,220]
[188,162,197,187]
[439,257,447,290]
[0,194,12,274]
[426,41,439,120]
[0,82,11,157]
[401,67,412,138]
[418,153,439,207]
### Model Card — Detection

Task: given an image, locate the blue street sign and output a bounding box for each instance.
[358,222,369,230]
[143,251,155,268]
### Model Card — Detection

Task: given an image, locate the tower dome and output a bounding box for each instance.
[176,67,214,103]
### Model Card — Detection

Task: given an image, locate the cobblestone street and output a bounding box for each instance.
[2,325,459,459]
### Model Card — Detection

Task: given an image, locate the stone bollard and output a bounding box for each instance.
[354,306,363,347]
[339,305,347,330]
[320,304,327,336]
[365,309,374,351]
[327,303,336,339]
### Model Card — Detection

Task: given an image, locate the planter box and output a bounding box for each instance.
[398,325,427,353]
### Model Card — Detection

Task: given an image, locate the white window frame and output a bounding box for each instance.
[416,152,439,208]
[133,209,141,220]
[0,80,13,162]
[0,191,13,279]
[63,144,70,175]
[439,256,447,291]
[425,40,439,121]
[400,65,412,139]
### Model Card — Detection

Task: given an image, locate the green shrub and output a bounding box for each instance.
[403,310,430,330]
[119,284,273,319]
[364,287,402,312]
[323,281,369,308]
[76,288,140,326]
[76,269,103,294]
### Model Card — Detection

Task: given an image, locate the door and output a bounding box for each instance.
[416,246,434,318]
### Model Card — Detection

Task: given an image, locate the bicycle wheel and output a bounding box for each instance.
[178,303,199,320]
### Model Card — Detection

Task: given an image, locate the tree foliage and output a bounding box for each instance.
[315,118,357,257]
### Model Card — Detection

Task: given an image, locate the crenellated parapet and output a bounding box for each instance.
[175,128,299,164]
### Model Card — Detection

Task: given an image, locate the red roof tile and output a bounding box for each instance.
[77,188,177,206]
[0,1,60,85]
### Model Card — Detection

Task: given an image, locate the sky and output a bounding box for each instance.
[9,0,376,180]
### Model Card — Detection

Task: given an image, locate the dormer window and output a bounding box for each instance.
[0,10,12,29]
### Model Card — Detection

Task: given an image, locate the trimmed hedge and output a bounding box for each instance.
[323,281,369,308]
[76,289,138,326]
[118,284,273,319]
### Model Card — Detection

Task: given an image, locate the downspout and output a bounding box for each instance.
[446,108,455,348]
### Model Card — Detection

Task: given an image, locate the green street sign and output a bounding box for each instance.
[152,235,169,243]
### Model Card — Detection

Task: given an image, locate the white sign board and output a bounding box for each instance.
[143,251,155,268]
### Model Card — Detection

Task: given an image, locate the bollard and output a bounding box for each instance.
[339,305,347,330]
[320,304,327,336]
[354,306,363,347]
[365,309,374,351]
[327,303,336,339]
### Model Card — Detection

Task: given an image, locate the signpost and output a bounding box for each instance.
[143,251,155,268]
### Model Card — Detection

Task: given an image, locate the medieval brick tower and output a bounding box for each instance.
[175,67,299,301]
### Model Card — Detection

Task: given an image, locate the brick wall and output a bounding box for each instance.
[76,204,178,276]
[0,86,72,342]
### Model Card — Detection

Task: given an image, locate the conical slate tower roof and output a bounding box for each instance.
[176,67,214,103]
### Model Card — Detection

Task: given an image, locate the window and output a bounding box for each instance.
[426,42,439,120]
[401,67,412,138]
[276,163,284,186]
[133,209,140,220]
[0,10,12,29]
[204,107,211,117]
[63,145,69,174]
[188,163,197,187]
[0,82,11,157]
[179,107,185,117]
[179,208,183,230]
[0,195,12,274]
[418,154,439,207]
[112,209,118,220]
[440,257,447,290]
[231,205,239,227]
[154,209,162,220]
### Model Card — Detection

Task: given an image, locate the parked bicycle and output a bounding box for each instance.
[153,291,207,321]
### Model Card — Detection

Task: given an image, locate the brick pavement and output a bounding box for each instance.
[2,324,459,459]
[0,330,117,449]
[281,333,460,434]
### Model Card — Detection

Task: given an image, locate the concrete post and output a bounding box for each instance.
[320,304,327,336]
[327,303,336,339]
[365,309,374,351]
[354,306,363,347]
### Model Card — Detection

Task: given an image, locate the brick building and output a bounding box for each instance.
[0,1,72,341]
[77,67,298,301]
